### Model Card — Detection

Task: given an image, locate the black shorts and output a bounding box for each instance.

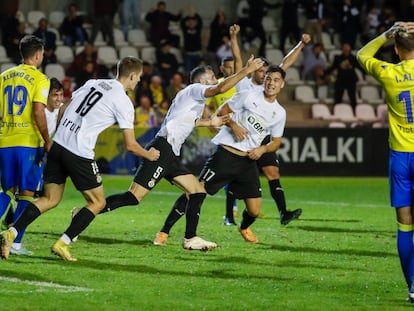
[199,146,261,199]
[256,135,280,168]
[133,136,192,190]
[43,142,102,191]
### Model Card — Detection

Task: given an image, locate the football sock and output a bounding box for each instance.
[13,203,41,232]
[239,208,257,230]
[0,191,13,218]
[397,222,414,288]
[65,207,95,241]
[99,191,139,214]
[184,193,206,239]
[13,196,32,243]
[269,179,286,214]
[224,185,236,221]
[4,206,14,226]
[160,193,187,234]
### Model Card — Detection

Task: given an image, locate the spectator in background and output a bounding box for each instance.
[61,77,73,103]
[4,21,27,64]
[325,42,362,111]
[135,95,158,127]
[362,5,380,43]
[90,0,117,47]
[216,35,233,61]
[303,0,325,44]
[302,42,328,83]
[165,72,185,102]
[120,0,141,41]
[278,0,301,54]
[59,3,88,47]
[74,61,97,89]
[145,1,182,47]
[156,40,179,87]
[245,0,279,57]
[149,75,166,106]
[32,18,57,71]
[338,0,361,49]
[66,43,106,79]
[206,9,229,72]
[180,7,203,73]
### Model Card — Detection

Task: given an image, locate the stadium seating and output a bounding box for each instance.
[119,46,139,59]
[294,85,319,104]
[97,46,118,67]
[311,103,337,120]
[27,10,46,28]
[355,103,378,123]
[45,63,66,81]
[48,10,65,28]
[360,85,383,105]
[0,63,16,73]
[140,46,157,64]
[55,45,74,65]
[332,103,358,122]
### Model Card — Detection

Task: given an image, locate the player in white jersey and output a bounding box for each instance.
[153,28,311,245]
[155,64,288,244]
[224,25,308,226]
[1,57,160,261]
[95,55,264,251]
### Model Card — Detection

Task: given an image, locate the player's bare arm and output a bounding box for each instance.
[195,114,230,127]
[280,34,311,71]
[122,128,160,161]
[230,24,242,72]
[204,56,264,97]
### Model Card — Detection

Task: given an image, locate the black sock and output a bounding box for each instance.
[269,179,286,214]
[4,205,14,225]
[65,207,95,240]
[240,208,257,230]
[185,193,206,239]
[160,193,188,234]
[225,187,236,221]
[13,203,41,232]
[99,191,139,214]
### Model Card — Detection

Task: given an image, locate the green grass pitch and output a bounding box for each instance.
[0,176,408,310]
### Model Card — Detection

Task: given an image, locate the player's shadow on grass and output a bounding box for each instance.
[30,231,148,246]
[297,225,392,236]
[261,217,361,223]
[268,244,396,258]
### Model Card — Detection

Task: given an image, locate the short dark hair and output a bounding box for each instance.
[190,65,212,83]
[49,77,63,93]
[266,65,286,79]
[19,35,44,60]
[117,56,143,78]
[221,56,234,66]
[259,57,270,67]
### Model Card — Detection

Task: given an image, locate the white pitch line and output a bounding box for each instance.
[0,276,92,293]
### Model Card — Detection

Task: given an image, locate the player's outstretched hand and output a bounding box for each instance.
[246,55,264,73]
[301,34,311,44]
[229,24,240,37]
[210,114,230,127]
[147,147,160,161]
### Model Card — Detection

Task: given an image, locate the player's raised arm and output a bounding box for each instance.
[279,34,311,71]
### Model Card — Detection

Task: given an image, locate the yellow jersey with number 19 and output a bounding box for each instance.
[357,34,414,152]
[0,64,50,148]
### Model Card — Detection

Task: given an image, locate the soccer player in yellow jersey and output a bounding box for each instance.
[0,35,51,255]
[357,21,414,302]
